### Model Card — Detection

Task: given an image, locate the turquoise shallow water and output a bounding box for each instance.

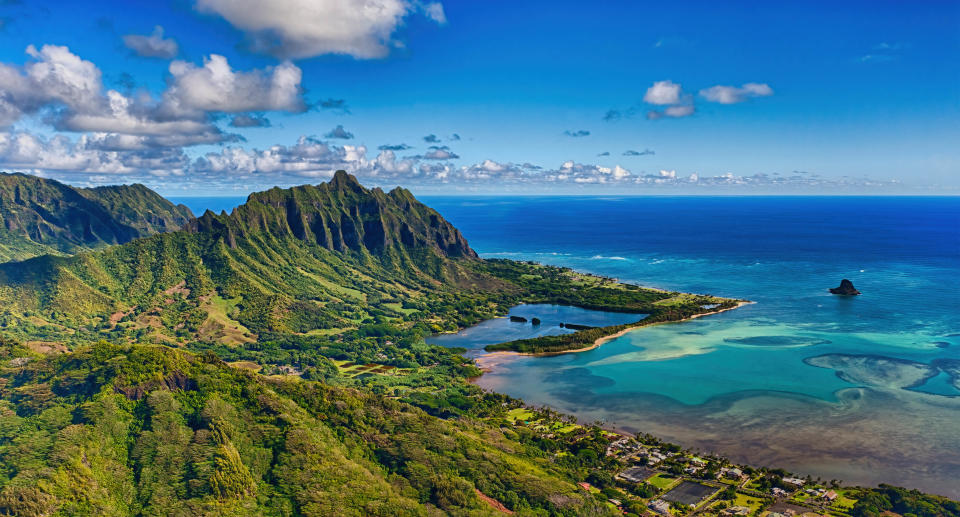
[419,196,960,498]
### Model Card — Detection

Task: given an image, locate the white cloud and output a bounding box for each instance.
[699,83,773,104]
[370,149,416,176]
[0,131,189,175]
[194,136,366,177]
[422,146,459,160]
[194,0,445,59]
[647,104,695,120]
[422,2,447,24]
[643,80,683,105]
[0,44,102,126]
[123,26,179,59]
[164,55,305,114]
[0,45,309,148]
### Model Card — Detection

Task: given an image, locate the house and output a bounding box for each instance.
[577,482,593,491]
[772,487,789,497]
[648,499,672,515]
[720,467,744,480]
[822,490,838,502]
[647,451,667,465]
[783,477,806,488]
[721,506,751,516]
[690,457,707,466]
[684,465,701,475]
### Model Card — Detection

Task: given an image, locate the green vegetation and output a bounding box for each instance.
[0,172,954,515]
[0,340,614,516]
[850,485,959,517]
[0,172,193,262]
[649,474,679,490]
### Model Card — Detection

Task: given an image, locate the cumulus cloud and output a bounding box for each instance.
[230,113,271,127]
[324,124,353,139]
[699,83,773,104]
[194,136,363,177]
[421,145,458,160]
[563,129,590,137]
[0,131,189,175]
[0,45,307,147]
[164,54,305,114]
[623,149,654,156]
[123,26,179,59]
[194,0,445,59]
[643,80,683,105]
[549,161,632,183]
[3,131,906,192]
[423,134,440,143]
[0,44,102,125]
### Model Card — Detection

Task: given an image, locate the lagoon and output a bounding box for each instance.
[425,303,644,354]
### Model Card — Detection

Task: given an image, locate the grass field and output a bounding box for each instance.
[734,493,766,513]
[649,473,679,490]
[505,408,535,424]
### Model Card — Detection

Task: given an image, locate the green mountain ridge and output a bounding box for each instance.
[0,173,194,262]
[0,171,524,347]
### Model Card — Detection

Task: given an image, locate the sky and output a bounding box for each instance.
[0,0,957,195]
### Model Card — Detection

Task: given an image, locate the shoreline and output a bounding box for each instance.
[484,300,755,360]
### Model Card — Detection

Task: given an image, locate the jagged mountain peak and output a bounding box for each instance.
[193,172,477,259]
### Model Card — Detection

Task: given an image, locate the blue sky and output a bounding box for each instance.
[0,0,957,195]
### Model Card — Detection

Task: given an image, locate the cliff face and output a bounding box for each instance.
[0,173,194,261]
[188,170,476,259]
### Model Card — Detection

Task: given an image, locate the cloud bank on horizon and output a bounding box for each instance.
[0,0,956,194]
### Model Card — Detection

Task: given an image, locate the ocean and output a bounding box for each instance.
[421,196,960,498]
[176,194,960,497]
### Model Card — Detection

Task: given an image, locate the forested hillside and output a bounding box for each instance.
[0,173,193,262]
[0,339,612,516]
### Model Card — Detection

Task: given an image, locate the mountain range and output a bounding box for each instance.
[0,173,193,262]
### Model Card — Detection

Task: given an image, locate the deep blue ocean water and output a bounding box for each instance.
[176,194,960,496]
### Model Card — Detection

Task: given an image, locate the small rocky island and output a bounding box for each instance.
[509,315,528,322]
[830,279,861,295]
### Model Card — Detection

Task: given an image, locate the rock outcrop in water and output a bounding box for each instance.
[509,316,527,323]
[829,279,861,295]
[531,317,541,325]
